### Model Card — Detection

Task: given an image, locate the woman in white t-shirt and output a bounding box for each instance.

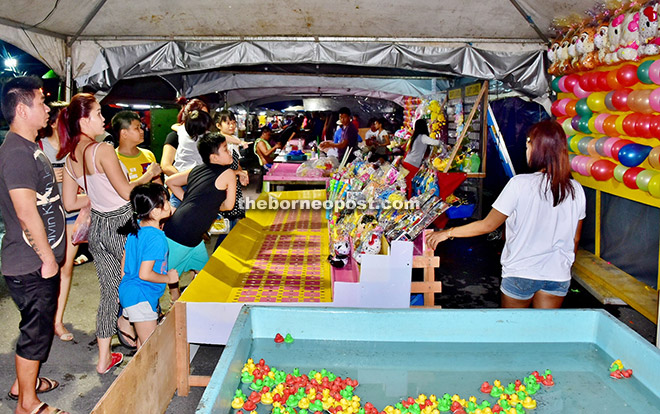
[427,120,586,309]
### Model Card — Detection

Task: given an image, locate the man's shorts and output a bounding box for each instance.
[123,301,158,323]
[166,237,209,277]
[5,270,60,361]
[500,277,570,301]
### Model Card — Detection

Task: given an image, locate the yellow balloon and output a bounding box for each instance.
[570,134,583,153]
[587,92,607,112]
[588,116,598,135]
[614,115,626,136]
[648,174,660,198]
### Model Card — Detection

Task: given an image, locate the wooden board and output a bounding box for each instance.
[573,249,658,322]
[92,309,178,414]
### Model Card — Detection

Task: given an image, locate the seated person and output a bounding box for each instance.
[163,132,237,279]
[112,110,162,184]
[366,117,391,163]
[254,126,282,167]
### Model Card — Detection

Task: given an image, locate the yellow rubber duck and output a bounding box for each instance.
[260,392,273,405]
[509,394,520,404]
[298,397,310,409]
[231,397,244,409]
[522,396,537,409]
[493,380,502,388]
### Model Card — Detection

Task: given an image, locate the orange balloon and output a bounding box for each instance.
[606,70,622,90]
[603,115,620,136]
[648,146,660,169]
[565,100,578,117]
[587,138,599,156]
[629,89,653,114]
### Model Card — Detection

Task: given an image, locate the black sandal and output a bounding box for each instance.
[116,316,137,350]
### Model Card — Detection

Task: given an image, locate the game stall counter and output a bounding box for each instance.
[92,187,443,412]
[263,159,335,192]
[197,306,660,414]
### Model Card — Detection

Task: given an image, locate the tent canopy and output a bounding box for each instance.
[0,0,596,99]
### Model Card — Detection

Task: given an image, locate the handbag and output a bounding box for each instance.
[70,142,96,245]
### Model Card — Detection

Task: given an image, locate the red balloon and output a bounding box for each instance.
[578,75,591,92]
[564,74,580,93]
[591,159,617,181]
[587,72,600,91]
[622,113,640,137]
[623,167,644,189]
[612,88,633,111]
[603,115,620,137]
[617,64,640,87]
[597,72,610,91]
[635,114,653,138]
[650,115,660,139]
[607,70,622,90]
[611,139,635,161]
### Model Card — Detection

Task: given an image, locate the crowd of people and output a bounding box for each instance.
[0,77,585,414]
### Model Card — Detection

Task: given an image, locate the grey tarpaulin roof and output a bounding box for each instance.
[0,0,599,98]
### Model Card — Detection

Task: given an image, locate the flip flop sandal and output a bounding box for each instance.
[100,352,124,375]
[30,402,70,414]
[7,377,59,400]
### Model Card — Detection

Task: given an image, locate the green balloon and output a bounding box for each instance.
[551,77,562,93]
[576,98,593,118]
[614,164,628,182]
[637,60,655,85]
[578,117,591,134]
[636,169,658,192]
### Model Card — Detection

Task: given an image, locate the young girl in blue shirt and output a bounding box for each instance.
[117,183,179,348]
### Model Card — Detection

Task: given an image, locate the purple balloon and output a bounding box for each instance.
[571,116,581,131]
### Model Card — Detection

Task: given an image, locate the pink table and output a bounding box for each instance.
[263,163,330,192]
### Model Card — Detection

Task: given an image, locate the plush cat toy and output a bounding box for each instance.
[606,13,625,64]
[577,26,600,70]
[547,40,561,76]
[328,239,351,268]
[557,35,573,75]
[353,229,382,264]
[639,3,660,56]
[594,22,610,64]
[618,11,640,61]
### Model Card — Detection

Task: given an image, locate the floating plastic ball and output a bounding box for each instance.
[616,64,640,87]
[618,143,652,167]
[590,159,616,181]
[638,60,655,84]
[613,164,629,182]
[636,169,659,192]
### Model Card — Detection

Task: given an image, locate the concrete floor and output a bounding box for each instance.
[0,187,657,414]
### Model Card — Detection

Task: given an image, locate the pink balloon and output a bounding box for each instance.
[573,82,590,98]
[571,155,581,172]
[650,88,660,113]
[603,137,621,158]
[558,76,568,93]
[594,113,610,134]
[578,156,590,175]
[649,60,660,85]
[557,98,570,116]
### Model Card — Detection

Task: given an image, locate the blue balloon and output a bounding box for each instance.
[618,143,653,167]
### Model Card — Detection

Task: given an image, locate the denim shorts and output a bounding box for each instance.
[500,277,570,300]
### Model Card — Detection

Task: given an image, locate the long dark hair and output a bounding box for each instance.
[408,119,429,150]
[38,101,68,139]
[184,110,213,141]
[56,93,97,160]
[527,120,575,207]
[117,183,169,236]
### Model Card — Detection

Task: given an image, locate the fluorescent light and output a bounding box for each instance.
[4,58,17,68]
[116,103,130,107]
[131,104,151,110]
[258,111,266,116]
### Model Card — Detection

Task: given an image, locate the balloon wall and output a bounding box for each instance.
[553,58,660,203]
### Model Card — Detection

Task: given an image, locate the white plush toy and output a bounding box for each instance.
[606,13,625,64]
[639,4,660,56]
[328,239,351,268]
[352,230,382,264]
[618,11,640,61]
